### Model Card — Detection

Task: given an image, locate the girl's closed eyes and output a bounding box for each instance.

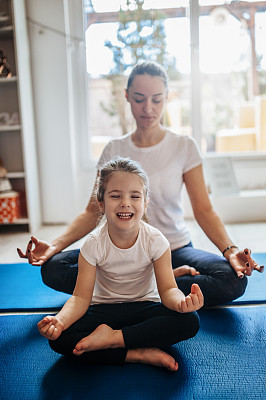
[108,192,143,199]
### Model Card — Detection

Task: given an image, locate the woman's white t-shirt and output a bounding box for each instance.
[97,131,202,250]
[80,221,170,305]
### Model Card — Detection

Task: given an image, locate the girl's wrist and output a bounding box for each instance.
[55,314,66,330]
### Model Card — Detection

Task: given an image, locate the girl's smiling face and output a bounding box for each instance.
[98,171,148,236]
[126,74,167,130]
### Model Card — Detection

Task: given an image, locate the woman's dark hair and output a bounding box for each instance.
[126,61,168,92]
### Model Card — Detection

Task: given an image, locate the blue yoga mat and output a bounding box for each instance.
[0,263,70,311]
[0,254,265,311]
[0,306,265,400]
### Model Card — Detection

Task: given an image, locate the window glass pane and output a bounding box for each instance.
[199,1,266,153]
[84,1,191,159]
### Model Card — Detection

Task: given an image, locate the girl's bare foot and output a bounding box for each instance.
[73,324,124,356]
[126,348,178,372]
[173,265,200,278]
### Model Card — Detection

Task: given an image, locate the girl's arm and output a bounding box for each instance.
[184,164,262,277]
[38,254,96,339]
[153,248,204,313]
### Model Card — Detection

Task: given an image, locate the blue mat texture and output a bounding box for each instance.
[0,263,70,311]
[0,253,265,311]
[0,306,265,400]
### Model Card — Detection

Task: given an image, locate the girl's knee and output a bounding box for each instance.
[49,335,73,356]
[49,338,63,355]
[186,311,200,339]
[174,311,200,341]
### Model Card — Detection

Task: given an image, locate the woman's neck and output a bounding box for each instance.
[132,125,166,148]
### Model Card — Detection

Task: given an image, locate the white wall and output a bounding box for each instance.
[26,0,95,223]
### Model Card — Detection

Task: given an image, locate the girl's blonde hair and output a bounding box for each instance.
[97,157,149,204]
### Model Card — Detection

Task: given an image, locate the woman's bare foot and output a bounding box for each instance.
[173,265,200,278]
[126,348,178,372]
[73,324,124,356]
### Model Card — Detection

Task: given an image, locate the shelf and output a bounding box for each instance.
[0,15,10,24]
[0,76,17,84]
[0,25,13,38]
[6,172,25,179]
[0,217,29,225]
[0,125,21,132]
[0,0,41,233]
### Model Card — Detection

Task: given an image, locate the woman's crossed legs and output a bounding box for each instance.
[41,245,247,307]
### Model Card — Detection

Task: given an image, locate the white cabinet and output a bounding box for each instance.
[0,0,40,231]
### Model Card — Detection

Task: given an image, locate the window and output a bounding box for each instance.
[199,1,266,153]
[84,0,266,159]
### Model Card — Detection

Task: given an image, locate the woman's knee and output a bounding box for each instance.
[40,254,65,290]
[41,257,56,288]
[40,250,79,294]
[229,273,248,300]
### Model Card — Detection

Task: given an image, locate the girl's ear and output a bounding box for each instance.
[141,199,149,223]
[144,198,149,213]
[97,199,104,215]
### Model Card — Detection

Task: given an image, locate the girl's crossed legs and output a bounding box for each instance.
[49,301,199,370]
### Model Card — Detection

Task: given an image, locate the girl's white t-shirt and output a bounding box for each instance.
[97,131,202,250]
[80,221,170,305]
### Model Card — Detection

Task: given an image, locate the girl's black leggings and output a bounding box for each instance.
[49,301,199,365]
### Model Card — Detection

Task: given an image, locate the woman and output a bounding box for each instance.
[18,61,262,307]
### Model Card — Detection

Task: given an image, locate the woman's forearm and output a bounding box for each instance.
[194,207,235,253]
[51,204,101,253]
[184,165,236,255]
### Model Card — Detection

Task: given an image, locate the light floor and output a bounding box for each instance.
[1,219,266,264]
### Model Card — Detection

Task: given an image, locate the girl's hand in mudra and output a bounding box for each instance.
[37,316,64,340]
[176,284,204,313]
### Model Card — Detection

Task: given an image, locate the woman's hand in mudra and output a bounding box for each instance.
[228,248,264,278]
[17,236,57,266]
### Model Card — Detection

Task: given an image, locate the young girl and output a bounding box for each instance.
[38,157,204,371]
